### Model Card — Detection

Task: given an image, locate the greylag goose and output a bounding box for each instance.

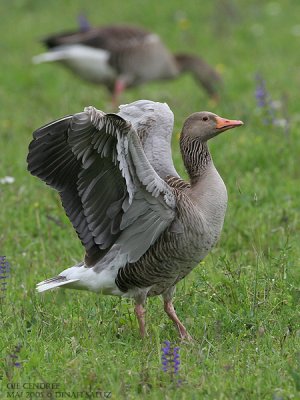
[32,25,221,103]
[27,100,243,340]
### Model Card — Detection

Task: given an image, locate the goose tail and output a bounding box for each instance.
[36,276,79,292]
[32,50,68,64]
[36,261,123,295]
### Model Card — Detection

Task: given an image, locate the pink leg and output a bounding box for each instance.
[164,300,193,341]
[135,303,146,338]
[112,79,126,107]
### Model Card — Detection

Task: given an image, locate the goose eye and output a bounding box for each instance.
[202,116,208,121]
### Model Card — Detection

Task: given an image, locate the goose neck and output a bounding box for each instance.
[180,135,212,185]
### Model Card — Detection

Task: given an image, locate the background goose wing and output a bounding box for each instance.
[42,25,151,51]
[27,103,176,266]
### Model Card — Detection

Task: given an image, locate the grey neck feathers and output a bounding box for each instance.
[180,135,212,184]
[174,53,221,97]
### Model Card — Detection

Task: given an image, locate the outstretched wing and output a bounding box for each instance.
[118,100,179,179]
[27,104,176,266]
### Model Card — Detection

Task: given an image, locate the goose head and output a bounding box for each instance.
[181,112,244,142]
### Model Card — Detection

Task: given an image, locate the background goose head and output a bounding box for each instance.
[181,111,244,142]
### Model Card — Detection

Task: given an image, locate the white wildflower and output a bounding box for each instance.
[0,176,15,184]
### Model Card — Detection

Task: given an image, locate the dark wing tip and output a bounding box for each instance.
[32,115,72,140]
[27,115,73,175]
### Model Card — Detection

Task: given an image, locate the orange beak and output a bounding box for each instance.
[215,116,244,130]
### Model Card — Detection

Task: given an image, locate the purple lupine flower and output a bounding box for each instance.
[173,347,180,374]
[77,14,91,32]
[4,343,22,379]
[255,74,268,109]
[0,256,10,301]
[161,341,171,372]
[255,74,289,134]
[161,341,181,380]
[9,344,22,368]
[255,73,274,124]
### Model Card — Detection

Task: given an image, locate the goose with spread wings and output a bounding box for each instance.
[27,100,243,339]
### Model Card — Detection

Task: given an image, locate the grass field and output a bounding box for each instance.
[0,0,300,399]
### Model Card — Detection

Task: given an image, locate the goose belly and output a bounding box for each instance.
[147,229,219,296]
[116,220,221,298]
[117,177,227,298]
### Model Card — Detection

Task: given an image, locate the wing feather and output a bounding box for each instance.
[27,101,177,267]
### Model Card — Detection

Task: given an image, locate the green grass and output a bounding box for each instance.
[1,0,300,399]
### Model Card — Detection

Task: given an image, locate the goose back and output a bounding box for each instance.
[41,25,179,88]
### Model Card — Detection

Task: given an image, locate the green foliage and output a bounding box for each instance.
[0,1,299,399]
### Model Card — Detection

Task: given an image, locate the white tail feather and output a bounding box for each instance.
[32,51,69,64]
[32,45,115,84]
[36,263,123,296]
[36,278,79,292]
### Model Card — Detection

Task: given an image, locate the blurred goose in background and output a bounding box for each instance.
[27,100,242,340]
[33,24,221,104]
